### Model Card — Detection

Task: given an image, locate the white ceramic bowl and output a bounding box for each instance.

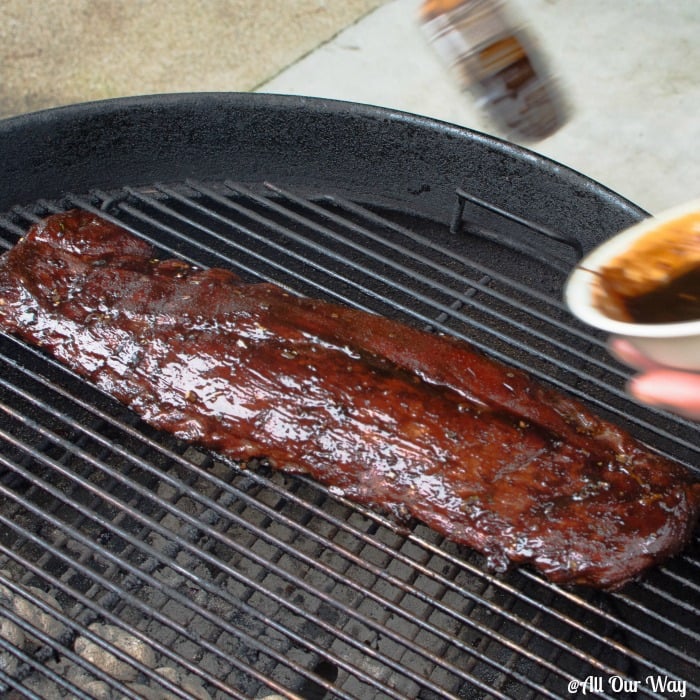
[565,199,700,371]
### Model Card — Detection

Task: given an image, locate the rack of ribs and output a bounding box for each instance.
[0,209,697,589]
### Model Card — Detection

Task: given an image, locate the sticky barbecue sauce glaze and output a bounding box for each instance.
[0,209,699,591]
[594,210,700,324]
[623,265,700,324]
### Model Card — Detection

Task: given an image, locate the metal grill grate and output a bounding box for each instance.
[0,181,698,700]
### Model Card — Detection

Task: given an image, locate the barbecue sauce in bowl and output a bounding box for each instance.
[566,202,700,370]
[623,266,700,324]
[594,211,700,325]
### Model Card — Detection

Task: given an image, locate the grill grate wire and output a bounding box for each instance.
[0,182,697,699]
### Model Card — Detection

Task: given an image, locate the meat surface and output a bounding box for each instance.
[1,210,698,589]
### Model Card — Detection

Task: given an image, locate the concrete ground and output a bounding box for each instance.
[1,0,698,214]
[260,0,700,214]
[0,1,385,117]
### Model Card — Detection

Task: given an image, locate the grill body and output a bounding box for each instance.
[0,94,697,700]
[0,93,644,244]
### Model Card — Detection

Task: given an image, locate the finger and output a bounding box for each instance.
[608,337,661,372]
[628,369,700,421]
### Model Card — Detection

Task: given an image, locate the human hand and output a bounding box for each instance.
[609,338,700,420]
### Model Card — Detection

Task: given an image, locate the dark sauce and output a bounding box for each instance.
[625,266,700,324]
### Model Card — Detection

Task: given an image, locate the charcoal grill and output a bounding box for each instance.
[0,94,697,699]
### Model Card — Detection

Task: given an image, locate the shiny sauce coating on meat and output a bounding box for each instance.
[0,210,698,589]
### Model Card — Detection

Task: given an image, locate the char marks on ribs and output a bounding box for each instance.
[0,210,698,589]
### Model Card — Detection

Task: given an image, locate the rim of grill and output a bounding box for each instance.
[0,180,697,700]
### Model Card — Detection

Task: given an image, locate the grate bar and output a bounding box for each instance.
[260,181,581,336]
[0,485,320,700]
[451,187,584,260]
[638,578,700,616]
[517,568,700,685]
[614,587,700,640]
[0,529,285,700]
[317,192,574,312]
[4,204,696,696]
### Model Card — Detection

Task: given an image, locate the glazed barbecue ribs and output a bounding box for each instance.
[0,210,698,589]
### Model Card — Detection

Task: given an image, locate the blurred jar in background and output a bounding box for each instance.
[419,0,570,142]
